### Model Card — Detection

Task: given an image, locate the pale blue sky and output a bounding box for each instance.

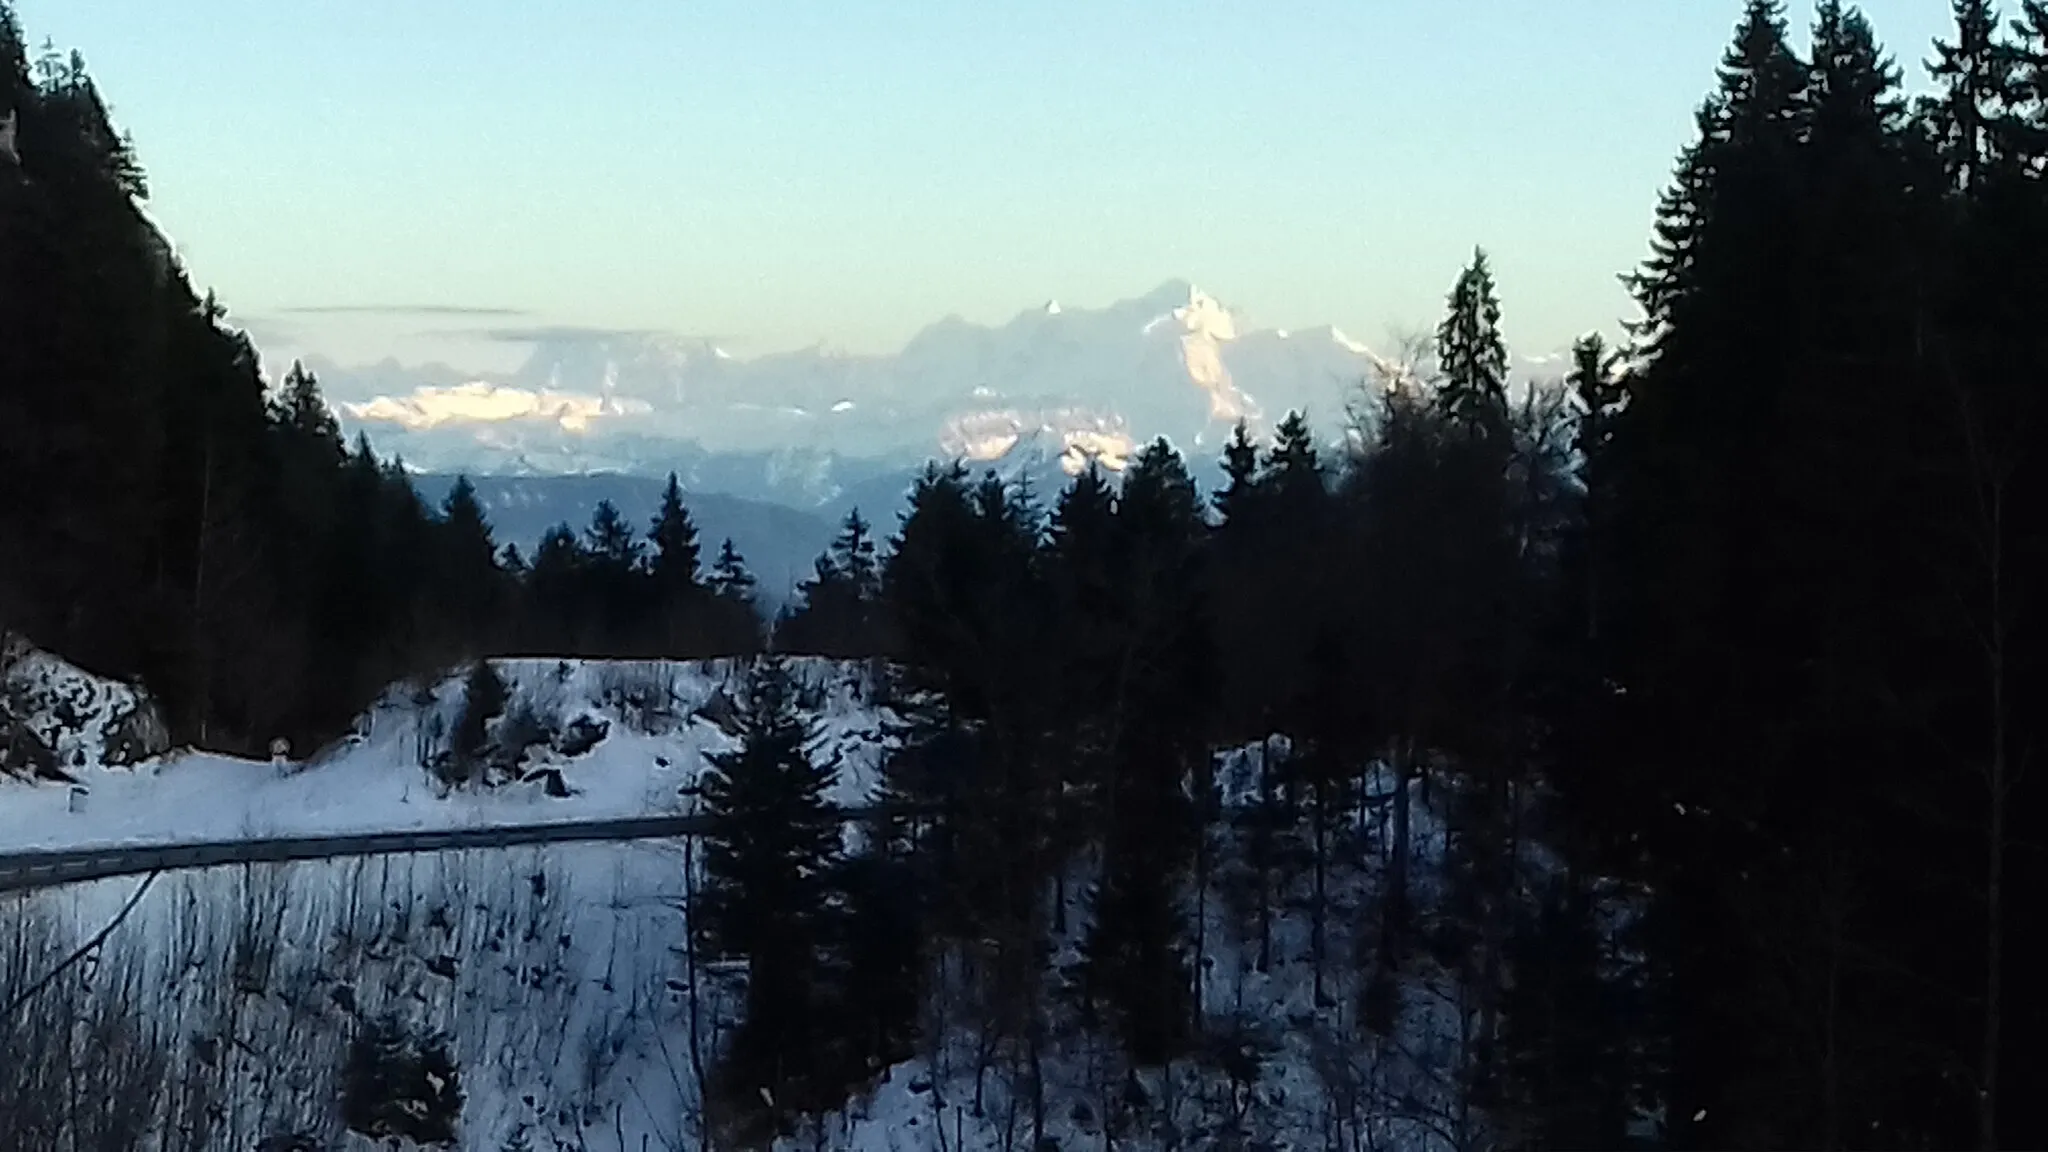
[17,0,1947,368]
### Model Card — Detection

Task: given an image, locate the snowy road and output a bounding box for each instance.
[0,805,918,893]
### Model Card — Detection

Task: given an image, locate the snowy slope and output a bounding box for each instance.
[5,840,714,1151]
[2,655,1638,1152]
[1,736,1596,1152]
[0,656,897,854]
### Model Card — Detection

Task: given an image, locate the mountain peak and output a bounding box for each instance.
[1131,278,1200,310]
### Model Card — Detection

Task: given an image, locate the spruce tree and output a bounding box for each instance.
[827,507,879,601]
[781,509,881,656]
[698,658,841,1134]
[581,500,646,654]
[440,477,495,574]
[526,524,588,652]
[433,477,500,654]
[447,659,507,786]
[583,499,642,571]
[645,473,707,655]
[1924,0,2012,187]
[880,461,978,700]
[708,538,755,603]
[1434,249,1511,438]
[704,537,765,655]
[1082,439,1209,1065]
[1044,464,1122,824]
[647,472,703,593]
[1213,420,1261,524]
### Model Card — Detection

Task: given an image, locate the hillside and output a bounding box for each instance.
[0,654,892,853]
[1,652,1641,1151]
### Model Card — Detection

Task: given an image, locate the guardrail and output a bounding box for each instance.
[0,804,930,893]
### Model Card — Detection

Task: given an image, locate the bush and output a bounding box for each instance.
[340,1014,464,1147]
[596,660,681,734]
[442,660,509,787]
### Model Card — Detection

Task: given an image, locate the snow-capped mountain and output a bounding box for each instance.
[314,281,1387,505]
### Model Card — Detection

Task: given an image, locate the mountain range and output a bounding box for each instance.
[327,283,1571,574]
[315,281,1397,505]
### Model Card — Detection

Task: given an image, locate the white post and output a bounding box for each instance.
[269,737,290,776]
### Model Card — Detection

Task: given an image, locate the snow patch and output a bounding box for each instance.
[343,382,651,434]
[0,657,896,853]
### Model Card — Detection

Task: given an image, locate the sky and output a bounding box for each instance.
[16,0,1950,371]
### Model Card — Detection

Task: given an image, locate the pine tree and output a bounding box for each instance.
[2002,2,2048,165]
[526,523,588,652]
[1566,334,1624,463]
[698,658,841,1134]
[1434,249,1511,438]
[880,462,977,692]
[647,472,703,593]
[440,477,494,574]
[1213,420,1261,524]
[580,500,647,654]
[432,476,500,654]
[644,473,708,655]
[1045,463,1122,822]
[827,507,879,601]
[447,659,507,786]
[703,537,765,655]
[708,538,755,603]
[583,499,642,571]
[1565,333,1624,650]
[1923,0,2012,187]
[1081,439,1209,1065]
[781,509,881,656]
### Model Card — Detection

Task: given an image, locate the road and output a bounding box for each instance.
[0,805,921,894]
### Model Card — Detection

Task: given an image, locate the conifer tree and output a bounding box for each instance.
[440,477,495,577]
[780,509,881,656]
[526,524,588,652]
[880,462,978,699]
[707,538,755,604]
[1565,334,1624,650]
[698,658,842,1136]
[432,477,501,653]
[1044,464,1122,829]
[583,499,642,571]
[1434,249,1511,438]
[647,472,703,593]
[1924,0,2011,187]
[1213,420,1261,524]
[644,473,708,655]
[1081,439,1209,1065]
[579,500,646,653]
[447,659,507,786]
[703,537,765,655]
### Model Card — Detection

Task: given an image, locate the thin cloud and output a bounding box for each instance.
[429,325,743,347]
[280,304,533,318]
[230,314,300,348]
[477,325,665,344]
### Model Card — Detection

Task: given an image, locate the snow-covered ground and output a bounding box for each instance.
[4,749,1491,1152]
[2,649,1637,1151]
[0,655,896,854]
[3,839,718,1151]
